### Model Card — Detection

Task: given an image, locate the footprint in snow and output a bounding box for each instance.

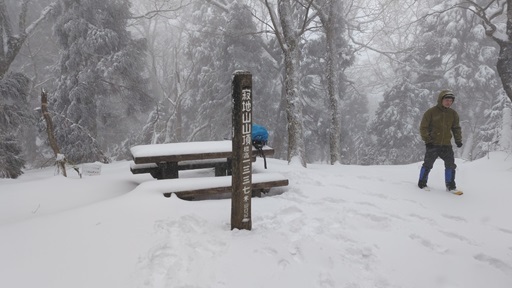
[278,258,290,270]
[355,201,380,209]
[349,209,390,227]
[318,272,335,288]
[438,230,478,246]
[256,246,278,256]
[280,205,304,216]
[288,245,303,263]
[357,175,385,182]
[441,213,467,223]
[362,191,391,200]
[474,253,512,274]
[321,196,347,204]
[408,213,438,226]
[497,227,512,235]
[409,234,449,254]
[136,244,180,288]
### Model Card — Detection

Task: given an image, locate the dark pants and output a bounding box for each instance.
[422,145,456,170]
[419,145,457,189]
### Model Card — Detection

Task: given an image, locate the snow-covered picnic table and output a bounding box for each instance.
[129,140,287,200]
[130,140,274,179]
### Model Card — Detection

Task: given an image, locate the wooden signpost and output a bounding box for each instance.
[231,71,252,230]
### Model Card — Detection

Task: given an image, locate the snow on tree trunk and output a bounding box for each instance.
[41,89,67,177]
[284,49,307,167]
[311,0,352,165]
[501,107,512,151]
[279,0,307,167]
[496,42,512,104]
[324,12,341,165]
[461,130,474,161]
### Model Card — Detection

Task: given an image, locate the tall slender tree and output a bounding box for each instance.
[311,0,354,164]
[263,0,314,167]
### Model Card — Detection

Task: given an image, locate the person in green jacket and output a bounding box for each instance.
[418,90,463,191]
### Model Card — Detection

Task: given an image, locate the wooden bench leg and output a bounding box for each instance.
[226,158,232,175]
[150,170,162,179]
[251,188,271,197]
[252,189,262,198]
[215,163,228,176]
[158,162,179,179]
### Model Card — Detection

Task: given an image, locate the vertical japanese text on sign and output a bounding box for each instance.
[241,88,252,222]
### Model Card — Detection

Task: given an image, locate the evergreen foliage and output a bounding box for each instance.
[340,85,370,164]
[50,0,152,164]
[423,1,502,160]
[0,73,31,178]
[479,90,512,155]
[368,0,503,164]
[182,2,277,142]
[368,78,429,164]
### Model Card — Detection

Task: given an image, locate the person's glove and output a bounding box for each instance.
[456,141,463,148]
[425,142,434,149]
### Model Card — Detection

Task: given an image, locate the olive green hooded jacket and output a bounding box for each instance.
[420,90,462,146]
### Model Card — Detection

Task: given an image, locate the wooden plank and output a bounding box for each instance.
[133,148,274,164]
[166,179,288,199]
[157,173,288,198]
[165,179,289,197]
[134,151,230,164]
[130,153,267,179]
[131,160,228,172]
[130,165,157,174]
[131,142,274,164]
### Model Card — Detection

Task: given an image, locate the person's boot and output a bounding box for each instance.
[445,168,457,191]
[418,167,430,189]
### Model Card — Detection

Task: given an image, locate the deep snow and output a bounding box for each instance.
[1,152,511,288]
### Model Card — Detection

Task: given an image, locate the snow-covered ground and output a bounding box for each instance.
[1,152,511,288]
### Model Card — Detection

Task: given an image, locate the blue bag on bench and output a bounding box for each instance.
[252,124,269,169]
[252,124,268,147]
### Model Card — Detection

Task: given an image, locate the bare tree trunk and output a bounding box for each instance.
[312,0,344,164]
[283,46,307,166]
[0,1,57,78]
[325,2,341,165]
[464,0,512,104]
[496,43,512,104]
[41,89,67,177]
[266,0,310,167]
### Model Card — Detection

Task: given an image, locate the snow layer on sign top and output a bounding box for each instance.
[130,140,233,158]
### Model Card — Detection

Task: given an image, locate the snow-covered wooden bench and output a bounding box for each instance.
[130,158,230,179]
[130,140,274,179]
[148,173,289,200]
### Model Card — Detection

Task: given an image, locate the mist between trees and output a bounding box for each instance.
[1,0,512,178]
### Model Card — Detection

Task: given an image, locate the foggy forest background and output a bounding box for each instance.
[1,0,512,179]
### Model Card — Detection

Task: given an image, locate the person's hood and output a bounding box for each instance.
[437,90,455,106]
